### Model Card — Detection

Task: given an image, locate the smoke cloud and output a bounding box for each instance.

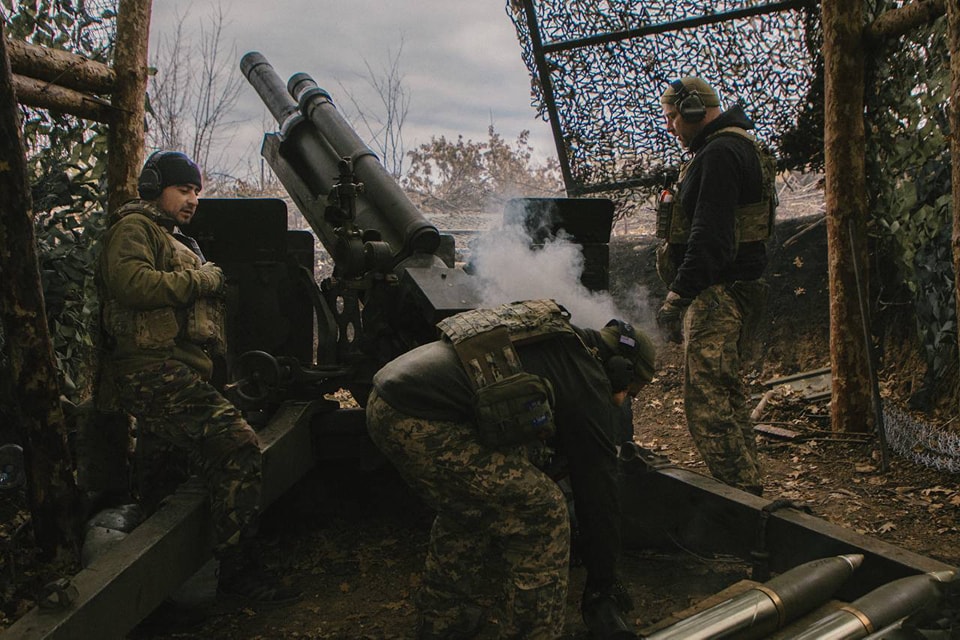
[468,216,655,335]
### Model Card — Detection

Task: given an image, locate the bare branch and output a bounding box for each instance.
[146,1,243,191]
[337,37,410,178]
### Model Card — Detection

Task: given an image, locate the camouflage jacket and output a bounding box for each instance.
[97,200,214,379]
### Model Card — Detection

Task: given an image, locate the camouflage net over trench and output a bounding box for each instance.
[506,0,818,214]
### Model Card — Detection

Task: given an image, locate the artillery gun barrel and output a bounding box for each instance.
[240,51,301,129]
[241,51,440,267]
[241,51,346,255]
[287,71,439,258]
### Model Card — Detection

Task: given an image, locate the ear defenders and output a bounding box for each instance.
[137,150,170,200]
[137,150,201,200]
[603,319,641,392]
[670,79,707,124]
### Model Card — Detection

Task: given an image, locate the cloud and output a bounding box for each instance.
[149,0,556,168]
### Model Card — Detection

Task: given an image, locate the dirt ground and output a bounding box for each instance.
[4,205,960,639]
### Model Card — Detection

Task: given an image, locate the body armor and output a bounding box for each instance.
[656,127,778,246]
[436,299,574,448]
[101,201,226,355]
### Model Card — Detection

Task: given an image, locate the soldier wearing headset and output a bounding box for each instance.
[97,150,300,606]
[366,300,656,639]
[655,77,777,496]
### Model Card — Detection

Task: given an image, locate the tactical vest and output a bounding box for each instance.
[436,299,574,448]
[101,201,226,355]
[655,127,778,245]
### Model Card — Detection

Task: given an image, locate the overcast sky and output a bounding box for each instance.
[149,1,558,173]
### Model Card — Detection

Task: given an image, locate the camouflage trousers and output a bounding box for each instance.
[683,281,767,495]
[113,360,263,553]
[366,389,569,639]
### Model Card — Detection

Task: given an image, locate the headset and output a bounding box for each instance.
[137,150,182,200]
[670,79,707,124]
[604,319,640,392]
[138,150,171,200]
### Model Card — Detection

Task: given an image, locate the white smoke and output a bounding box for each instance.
[468,214,655,334]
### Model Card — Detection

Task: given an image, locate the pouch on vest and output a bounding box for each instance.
[186,297,227,356]
[447,324,557,448]
[475,371,556,449]
[135,308,180,350]
[655,189,674,240]
[102,299,178,350]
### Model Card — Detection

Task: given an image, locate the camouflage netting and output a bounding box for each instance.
[506,0,820,215]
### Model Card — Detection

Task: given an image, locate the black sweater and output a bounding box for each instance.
[670,105,768,299]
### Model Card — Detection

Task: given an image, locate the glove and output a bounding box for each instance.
[196,262,225,296]
[656,291,692,344]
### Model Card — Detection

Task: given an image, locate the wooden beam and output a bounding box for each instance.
[949,0,960,376]
[3,400,323,640]
[107,0,151,213]
[12,74,114,122]
[6,38,115,95]
[866,0,946,42]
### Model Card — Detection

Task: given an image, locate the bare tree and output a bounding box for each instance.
[146,2,243,190]
[337,38,410,178]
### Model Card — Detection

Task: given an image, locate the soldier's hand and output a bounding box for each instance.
[656,291,692,344]
[196,262,225,296]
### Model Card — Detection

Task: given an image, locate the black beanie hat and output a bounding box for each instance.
[138,151,202,198]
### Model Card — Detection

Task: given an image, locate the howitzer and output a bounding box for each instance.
[237,51,483,400]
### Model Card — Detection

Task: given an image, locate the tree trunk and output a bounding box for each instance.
[107,0,152,213]
[949,0,960,376]
[822,0,873,433]
[0,22,80,559]
[6,37,115,94]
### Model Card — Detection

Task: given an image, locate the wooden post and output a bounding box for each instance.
[107,0,152,213]
[822,0,873,433]
[0,21,80,558]
[949,0,960,374]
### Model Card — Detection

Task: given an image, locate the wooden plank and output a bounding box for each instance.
[5,400,320,640]
[5,484,210,640]
[619,445,955,601]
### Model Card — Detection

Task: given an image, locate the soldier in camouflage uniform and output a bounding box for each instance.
[97,150,299,605]
[655,78,776,496]
[366,300,656,639]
